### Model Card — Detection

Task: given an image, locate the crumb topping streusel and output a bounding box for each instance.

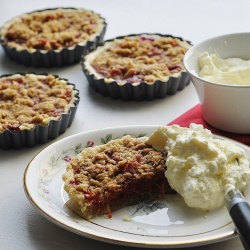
[63,135,168,219]
[0,74,76,133]
[1,8,104,51]
[86,35,191,84]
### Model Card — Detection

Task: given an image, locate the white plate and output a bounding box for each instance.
[24,125,250,248]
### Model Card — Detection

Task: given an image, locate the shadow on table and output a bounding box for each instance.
[86,85,172,112]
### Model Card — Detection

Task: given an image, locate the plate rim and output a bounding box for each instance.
[23,125,243,248]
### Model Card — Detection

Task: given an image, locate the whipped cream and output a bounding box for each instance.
[147,124,250,211]
[199,52,250,85]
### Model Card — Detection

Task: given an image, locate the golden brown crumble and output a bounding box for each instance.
[0,74,75,132]
[1,8,104,51]
[63,135,169,219]
[87,35,191,84]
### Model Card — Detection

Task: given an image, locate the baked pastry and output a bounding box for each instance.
[0,73,79,149]
[0,8,106,67]
[63,135,169,219]
[82,33,192,100]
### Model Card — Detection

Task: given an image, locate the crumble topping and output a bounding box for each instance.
[63,135,168,219]
[0,74,76,133]
[1,8,105,52]
[85,35,191,84]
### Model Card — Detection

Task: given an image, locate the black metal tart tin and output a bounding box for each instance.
[0,8,107,67]
[81,33,192,101]
[0,73,79,149]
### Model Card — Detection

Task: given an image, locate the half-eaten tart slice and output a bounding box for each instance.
[63,135,170,219]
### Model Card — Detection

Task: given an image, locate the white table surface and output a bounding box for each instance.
[0,0,249,249]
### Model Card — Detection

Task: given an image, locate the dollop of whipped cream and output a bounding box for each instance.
[199,52,250,85]
[147,124,250,211]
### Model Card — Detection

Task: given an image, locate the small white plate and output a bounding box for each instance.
[24,125,250,248]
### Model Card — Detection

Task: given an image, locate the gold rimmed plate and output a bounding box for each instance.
[23,125,250,248]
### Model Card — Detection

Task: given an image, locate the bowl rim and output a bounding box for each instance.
[183,32,250,88]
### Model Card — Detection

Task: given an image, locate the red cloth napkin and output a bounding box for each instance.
[168,104,250,146]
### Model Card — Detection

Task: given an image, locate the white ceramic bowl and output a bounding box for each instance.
[184,33,250,134]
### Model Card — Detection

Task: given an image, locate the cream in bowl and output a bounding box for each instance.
[184,33,250,134]
[199,52,250,85]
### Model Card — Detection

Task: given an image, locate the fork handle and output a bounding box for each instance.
[226,189,250,250]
